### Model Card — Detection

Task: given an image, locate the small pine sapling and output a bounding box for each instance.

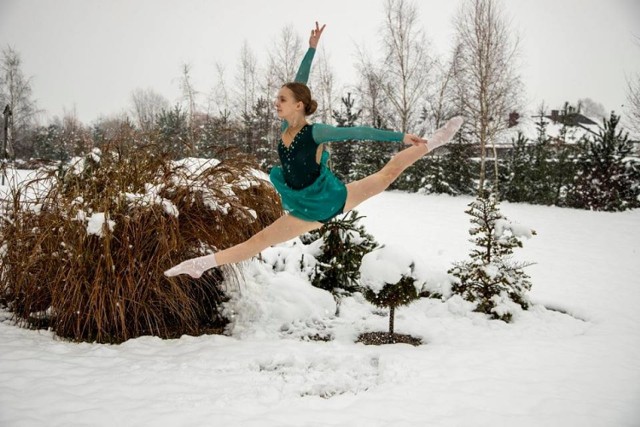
[449,194,536,322]
[300,210,378,295]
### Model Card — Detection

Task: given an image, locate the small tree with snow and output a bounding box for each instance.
[449,194,535,322]
[300,210,379,295]
[358,246,424,345]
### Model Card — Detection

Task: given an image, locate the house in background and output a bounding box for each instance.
[465,109,602,159]
[441,106,640,157]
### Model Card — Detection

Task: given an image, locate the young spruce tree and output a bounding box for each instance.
[331,93,361,181]
[300,210,379,295]
[449,194,536,322]
[501,131,532,203]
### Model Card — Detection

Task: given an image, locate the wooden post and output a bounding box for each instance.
[2,105,12,186]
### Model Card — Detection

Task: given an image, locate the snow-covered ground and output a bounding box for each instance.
[1,189,639,426]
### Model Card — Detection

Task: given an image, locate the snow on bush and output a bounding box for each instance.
[359,245,426,339]
[0,141,281,343]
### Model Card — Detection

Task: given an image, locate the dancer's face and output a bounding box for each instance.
[275,87,302,120]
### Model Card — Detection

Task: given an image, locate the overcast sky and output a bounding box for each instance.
[1,0,639,125]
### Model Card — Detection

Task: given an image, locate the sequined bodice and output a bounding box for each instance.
[277,124,320,190]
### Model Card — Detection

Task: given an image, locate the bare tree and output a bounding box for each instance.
[257,25,304,150]
[180,63,198,120]
[209,62,231,116]
[426,58,457,131]
[355,47,392,128]
[179,63,200,150]
[130,88,169,132]
[0,46,38,158]
[627,75,640,137]
[267,25,304,85]
[377,0,435,133]
[452,0,522,196]
[233,40,258,118]
[312,47,336,124]
[56,108,92,157]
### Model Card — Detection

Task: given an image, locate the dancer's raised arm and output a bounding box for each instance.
[293,22,325,84]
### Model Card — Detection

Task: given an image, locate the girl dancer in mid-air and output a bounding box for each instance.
[165,22,463,278]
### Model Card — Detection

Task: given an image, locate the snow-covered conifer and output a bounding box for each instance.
[301,210,378,295]
[449,194,535,322]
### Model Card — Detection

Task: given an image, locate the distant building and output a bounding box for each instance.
[443,109,640,158]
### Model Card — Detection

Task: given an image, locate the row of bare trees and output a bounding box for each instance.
[3,0,639,194]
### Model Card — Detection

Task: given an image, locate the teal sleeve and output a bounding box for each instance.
[282,48,316,132]
[294,48,316,84]
[312,123,404,145]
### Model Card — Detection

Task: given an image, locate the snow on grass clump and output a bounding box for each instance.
[0,138,282,343]
[86,212,115,237]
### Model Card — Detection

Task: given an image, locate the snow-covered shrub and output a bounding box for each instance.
[359,246,425,344]
[300,210,378,295]
[0,137,281,343]
[448,194,536,322]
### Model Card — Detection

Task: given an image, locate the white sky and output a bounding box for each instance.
[1,0,639,125]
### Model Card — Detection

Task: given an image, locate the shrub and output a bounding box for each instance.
[359,246,424,344]
[566,112,640,211]
[0,137,280,343]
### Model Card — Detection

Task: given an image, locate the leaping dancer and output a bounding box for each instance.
[165,22,463,278]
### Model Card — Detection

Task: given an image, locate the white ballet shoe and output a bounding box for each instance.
[427,116,464,152]
[164,254,217,279]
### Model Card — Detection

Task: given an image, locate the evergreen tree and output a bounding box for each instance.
[235,96,279,170]
[31,124,62,161]
[439,133,476,195]
[529,114,555,204]
[156,104,190,157]
[501,132,532,202]
[300,210,379,295]
[424,156,449,194]
[330,93,361,181]
[549,143,578,207]
[351,114,398,182]
[567,112,639,211]
[197,110,241,160]
[449,194,535,322]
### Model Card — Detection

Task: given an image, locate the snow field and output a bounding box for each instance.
[1,190,639,426]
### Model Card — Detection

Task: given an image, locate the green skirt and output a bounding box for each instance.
[269,151,347,223]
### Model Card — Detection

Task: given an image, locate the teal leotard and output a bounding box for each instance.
[269,48,404,223]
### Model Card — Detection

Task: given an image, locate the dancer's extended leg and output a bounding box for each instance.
[344,116,463,211]
[164,213,321,278]
[165,116,463,278]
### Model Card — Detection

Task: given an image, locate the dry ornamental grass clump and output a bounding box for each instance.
[0,139,281,343]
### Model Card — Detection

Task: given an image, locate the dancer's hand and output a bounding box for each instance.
[403,134,428,146]
[309,22,326,48]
